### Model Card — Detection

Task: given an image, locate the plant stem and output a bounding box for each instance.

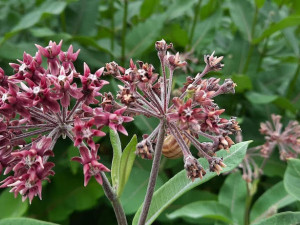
[110,0,115,61]
[121,0,128,66]
[101,172,128,225]
[189,0,201,45]
[138,121,166,225]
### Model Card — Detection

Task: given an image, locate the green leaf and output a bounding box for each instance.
[192,9,222,48]
[167,201,232,223]
[140,0,160,19]
[250,181,297,224]
[218,172,247,225]
[133,115,159,134]
[120,167,164,215]
[284,158,300,201]
[0,0,67,44]
[110,128,122,189]
[245,92,278,104]
[0,218,58,225]
[252,212,300,225]
[0,190,28,219]
[255,0,265,8]
[165,0,197,21]
[47,169,104,221]
[117,135,138,197]
[253,16,300,44]
[227,0,255,42]
[125,14,167,58]
[231,74,253,93]
[132,141,251,225]
[65,0,99,36]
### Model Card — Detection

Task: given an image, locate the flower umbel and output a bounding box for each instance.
[107,39,238,181]
[0,41,132,203]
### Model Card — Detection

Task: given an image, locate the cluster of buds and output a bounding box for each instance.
[259,114,300,160]
[106,39,240,181]
[0,41,132,203]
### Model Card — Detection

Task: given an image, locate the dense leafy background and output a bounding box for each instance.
[0,0,299,224]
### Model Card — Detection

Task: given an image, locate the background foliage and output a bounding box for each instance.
[0,0,299,224]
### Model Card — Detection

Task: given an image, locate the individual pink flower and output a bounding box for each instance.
[59,45,80,73]
[71,145,110,186]
[73,117,105,150]
[36,40,62,76]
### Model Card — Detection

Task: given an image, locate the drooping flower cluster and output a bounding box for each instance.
[238,114,300,183]
[259,114,300,160]
[105,39,240,181]
[0,41,132,203]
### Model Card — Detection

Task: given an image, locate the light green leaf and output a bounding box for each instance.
[117,135,138,197]
[125,14,167,58]
[120,167,164,215]
[0,0,67,44]
[0,218,58,225]
[110,128,122,189]
[140,0,160,19]
[228,0,255,42]
[245,92,278,104]
[253,16,300,44]
[167,201,232,223]
[284,158,300,201]
[164,0,197,21]
[0,190,28,219]
[218,172,247,225]
[192,9,222,48]
[255,0,265,8]
[231,74,253,93]
[132,141,251,225]
[252,212,300,225]
[250,181,297,224]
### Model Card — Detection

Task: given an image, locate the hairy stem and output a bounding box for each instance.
[11,127,54,142]
[101,172,128,225]
[138,121,165,225]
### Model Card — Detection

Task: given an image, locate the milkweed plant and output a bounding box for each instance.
[0,40,246,225]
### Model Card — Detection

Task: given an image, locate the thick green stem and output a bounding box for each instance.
[138,121,165,225]
[101,172,128,225]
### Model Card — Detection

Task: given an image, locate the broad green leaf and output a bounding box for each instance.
[250,181,296,224]
[125,14,167,58]
[167,201,232,223]
[273,97,297,114]
[0,218,58,225]
[0,190,28,219]
[255,0,265,8]
[120,167,164,215]
[164,0,197,21]
[0,1,67,44]
[117,134,138,197]
[132,141,251,225]
[40,167,104,222]
[140,0,160,19]
[0,42,36,60]
[218,172,247,225]
[245,92,278,104]
[231,74,253,93]
[227,0,255,42]
[284,158,300,201]
[110,128,122,189]
[252,212,300,225]
[253,16,300,44]
[192,9,222,48]
[65,0,99,36]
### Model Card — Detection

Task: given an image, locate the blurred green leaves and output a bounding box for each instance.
[132,141,251,225]
[284,159,300,201]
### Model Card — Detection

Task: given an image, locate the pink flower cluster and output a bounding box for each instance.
[105,39,240,181]
[0,41,132,203]
[260,114,300,160]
